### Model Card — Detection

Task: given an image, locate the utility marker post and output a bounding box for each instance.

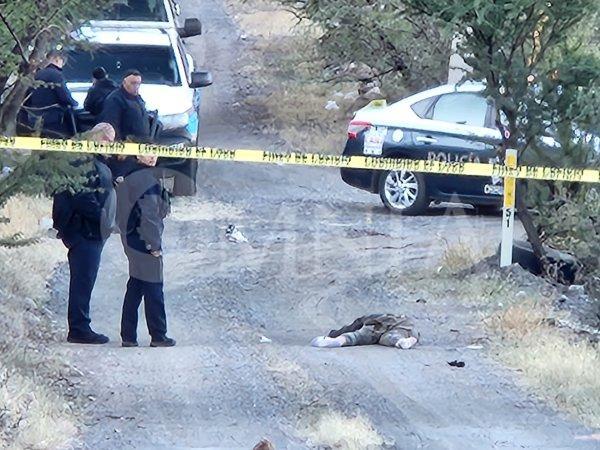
[500,149,518,267]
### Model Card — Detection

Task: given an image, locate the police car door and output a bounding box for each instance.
[413,92,501,198]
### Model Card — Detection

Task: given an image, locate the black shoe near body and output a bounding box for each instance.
[150,337,176,348]
[67,331,110,345]
[122,341,139,348]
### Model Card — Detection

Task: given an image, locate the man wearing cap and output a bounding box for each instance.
[84,67,117,117]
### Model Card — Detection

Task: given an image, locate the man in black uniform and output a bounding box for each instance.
[26,50,77,137]
[84,67,117,116]
[52,157,116,344]
[99,69,151,142]
[115,155,175,348]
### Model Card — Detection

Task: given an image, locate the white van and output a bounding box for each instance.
[65,26,211,142]
[63,26,212,195]
[91,0,202,38]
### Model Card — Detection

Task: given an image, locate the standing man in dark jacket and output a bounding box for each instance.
[116,155,175,347]
[84,67,117,117]
[99,70,151,142]
[26,50,78,137]
[52,157,116,344]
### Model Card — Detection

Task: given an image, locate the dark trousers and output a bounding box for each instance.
[120,246,167,342]
[67,238,104,336]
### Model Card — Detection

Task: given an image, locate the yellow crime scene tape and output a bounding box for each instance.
[1,135,599,184]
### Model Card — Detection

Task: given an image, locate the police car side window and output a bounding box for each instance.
[431,93,487,127]
[411,96,437,119]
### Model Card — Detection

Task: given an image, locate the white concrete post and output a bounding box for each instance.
[500,149,518,267]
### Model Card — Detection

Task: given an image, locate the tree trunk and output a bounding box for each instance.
[516,181,546,261]
[0,79,29,136]
[0,32,50,136]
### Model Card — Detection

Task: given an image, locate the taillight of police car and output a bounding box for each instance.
[347,120,372,139]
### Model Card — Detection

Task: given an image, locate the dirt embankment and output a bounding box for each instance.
[0,196,80,449]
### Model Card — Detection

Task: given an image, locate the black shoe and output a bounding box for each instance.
[67,331,109,345]
[150,337,176,347]
[122,341,139,348]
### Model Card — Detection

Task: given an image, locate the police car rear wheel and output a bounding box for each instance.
[378,170,428,215]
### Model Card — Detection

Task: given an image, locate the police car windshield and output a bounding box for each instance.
[103,0,168,21]
[64,45,181,86]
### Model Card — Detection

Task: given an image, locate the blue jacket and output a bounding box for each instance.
[84,78,118,116]
[52,159,116,248]
[27,64,77,127]
[99,87,151,142]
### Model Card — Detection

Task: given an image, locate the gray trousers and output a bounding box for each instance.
[342,325,416,347]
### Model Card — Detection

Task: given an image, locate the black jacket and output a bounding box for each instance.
[27,64,77,128]
[84,78,117,116]
[99,87,151,141]
[52,158,116,248]
[115,160,170,253]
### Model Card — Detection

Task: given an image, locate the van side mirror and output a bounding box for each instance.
[190,71,212,89]
[178,18,202,38]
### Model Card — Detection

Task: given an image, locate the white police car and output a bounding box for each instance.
[341,82,506,215]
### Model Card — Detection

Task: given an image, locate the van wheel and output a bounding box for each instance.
[378,170,428,215]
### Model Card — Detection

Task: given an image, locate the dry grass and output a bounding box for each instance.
[0,196,79,449]
[299,410,385,450]
[400,258,600,429]
[439,239,481,274]
[0,369,78,450]
[489,299,600,428]
[226,0,357,154]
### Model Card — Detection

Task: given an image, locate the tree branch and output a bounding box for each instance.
[0,7,28,65]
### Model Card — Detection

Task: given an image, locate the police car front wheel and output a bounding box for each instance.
[378,170,428,215]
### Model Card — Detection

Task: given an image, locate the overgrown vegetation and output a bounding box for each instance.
[0,196,79,449]
[277,0,451,92]
[0,1,115,212]
[276,0,600,281]
[489,299,600,429]
[397,252,600,428]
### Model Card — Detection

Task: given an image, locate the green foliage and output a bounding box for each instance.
[0,0,117,134]
[0,152,92,205]
[534,184,600,278]
[0,1,115,207]
[402,0,599,152]
[277,0,451,91]
[399,0,600,278]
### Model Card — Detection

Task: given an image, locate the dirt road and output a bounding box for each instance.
[52,0,595,448]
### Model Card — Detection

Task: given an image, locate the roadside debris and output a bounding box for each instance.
[325,100,340,111]
[466,344,483,350]
[311,314,419,349]
[225,224,249,243]
[253,439,275,450]
[448,360,466,368]
[1,166,12,178]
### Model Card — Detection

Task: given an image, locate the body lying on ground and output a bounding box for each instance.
[311,314,419,349]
